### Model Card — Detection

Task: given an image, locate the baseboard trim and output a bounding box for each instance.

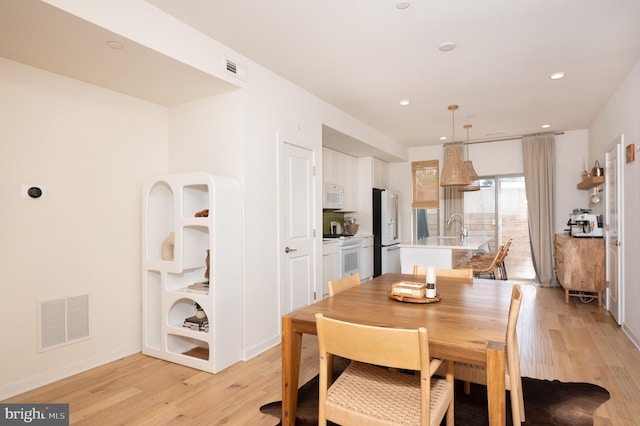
[0,343,141,401]
[622,323,640,351]
[243,335,280,360]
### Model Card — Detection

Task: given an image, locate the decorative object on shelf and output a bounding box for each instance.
[626,144,635,163]
[183,315,209,332]
[441,104,470,187]
[194,302,206,319]
[161,232,175,261]
[592,160,604,177]
[458,124,480,192]
[205,249,210,280]
[195,208,209,217]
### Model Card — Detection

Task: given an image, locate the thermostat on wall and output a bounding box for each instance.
[22,185,45,199]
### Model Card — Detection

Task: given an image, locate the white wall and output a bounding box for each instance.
[589,58,640,348]
[0,57,168,398]
[389,131,589,244]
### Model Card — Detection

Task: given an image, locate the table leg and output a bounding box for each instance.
[282,316,303,426]
[486,341,506,426]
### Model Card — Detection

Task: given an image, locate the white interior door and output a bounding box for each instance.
[605,136,623,324]
[279,138,315,315]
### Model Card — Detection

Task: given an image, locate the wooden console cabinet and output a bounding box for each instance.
[554,234,605,306]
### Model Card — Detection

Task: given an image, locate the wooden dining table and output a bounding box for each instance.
[281,273,514,425]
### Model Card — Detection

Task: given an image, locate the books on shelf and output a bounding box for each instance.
[182,281,209,295]
[183,315,209,332]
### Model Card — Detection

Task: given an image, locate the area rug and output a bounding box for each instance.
[260,359,610,425]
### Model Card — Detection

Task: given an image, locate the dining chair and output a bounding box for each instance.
[438,284,525,425]
[315,313,455,426]
[413,265,473,283]
[457,244,506,279]
[327,273,360,297]
[470,238,513,280]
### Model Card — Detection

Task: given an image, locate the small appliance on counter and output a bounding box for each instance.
[567,209,603,238]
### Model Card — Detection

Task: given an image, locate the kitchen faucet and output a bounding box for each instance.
[447,214,468,242]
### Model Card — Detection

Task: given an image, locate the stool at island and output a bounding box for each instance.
[142,172,242,373]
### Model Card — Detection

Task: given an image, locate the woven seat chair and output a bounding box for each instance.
[413,265,473,284]
[328,273,360,297]
[457,244,505,279]
[471,238,512,280]
[316,313,455,426]
[436,284,524,425]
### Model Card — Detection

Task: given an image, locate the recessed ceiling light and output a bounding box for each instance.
[440,136,447,140]
[541,124,551,128]
[107,40,124,50]
[550,72,565,80]
[396,0,410,10]
[438,41,456,52]
[399,99,410,106]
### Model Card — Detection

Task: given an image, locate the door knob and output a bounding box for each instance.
[285,246,298,253]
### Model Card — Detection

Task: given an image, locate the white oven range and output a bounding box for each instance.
[325,236,362,278]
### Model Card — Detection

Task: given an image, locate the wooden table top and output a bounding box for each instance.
[283,273,514,365]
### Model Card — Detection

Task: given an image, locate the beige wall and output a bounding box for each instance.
[589,58,640,348]
[0,57,168,398]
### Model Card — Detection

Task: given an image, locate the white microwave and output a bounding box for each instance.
[323,183,344,209]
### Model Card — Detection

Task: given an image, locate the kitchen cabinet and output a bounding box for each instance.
[142,172,242,373]
[322,147,358,211]
[372,157,389,189]
[322,241,338,299]
[360,235,374,281]
[554,234,605,306]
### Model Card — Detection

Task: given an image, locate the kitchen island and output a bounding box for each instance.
[399,236,492,272]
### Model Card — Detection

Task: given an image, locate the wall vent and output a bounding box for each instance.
[37,293,90,352]
[225,58,248,81]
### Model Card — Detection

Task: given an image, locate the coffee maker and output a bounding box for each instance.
[568,210,603,238]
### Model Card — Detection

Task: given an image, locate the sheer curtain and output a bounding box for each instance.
[522,133,556,286]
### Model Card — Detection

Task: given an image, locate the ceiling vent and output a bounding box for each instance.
[225,58,248,82]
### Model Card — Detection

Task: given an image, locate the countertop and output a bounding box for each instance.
[400,236,491,250]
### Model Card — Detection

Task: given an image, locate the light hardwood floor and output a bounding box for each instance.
[3,284,640,425]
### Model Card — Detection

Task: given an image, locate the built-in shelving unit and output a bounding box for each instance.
[142,172,242,373]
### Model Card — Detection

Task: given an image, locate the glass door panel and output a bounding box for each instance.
[464,176,535,280]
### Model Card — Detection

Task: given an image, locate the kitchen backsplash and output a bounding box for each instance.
[322,211,345,234]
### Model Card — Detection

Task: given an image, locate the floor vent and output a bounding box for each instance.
[37,293,90,352]
[225,58,248,81]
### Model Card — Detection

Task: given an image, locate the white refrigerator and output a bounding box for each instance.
[373,188,401,277]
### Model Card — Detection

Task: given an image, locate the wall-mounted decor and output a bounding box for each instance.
[626,144,635,163]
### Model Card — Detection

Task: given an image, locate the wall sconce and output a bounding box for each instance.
[591,186,602,204]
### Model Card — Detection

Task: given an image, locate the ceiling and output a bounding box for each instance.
[0,0,237,106]
[2,0,639,156]
[146,0,640,148]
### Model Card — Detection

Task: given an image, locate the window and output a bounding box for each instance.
[412,160,440,240]
[411,160,439,208]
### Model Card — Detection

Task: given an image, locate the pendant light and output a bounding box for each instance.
[440,105,470,187]
[458,124,481,192]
